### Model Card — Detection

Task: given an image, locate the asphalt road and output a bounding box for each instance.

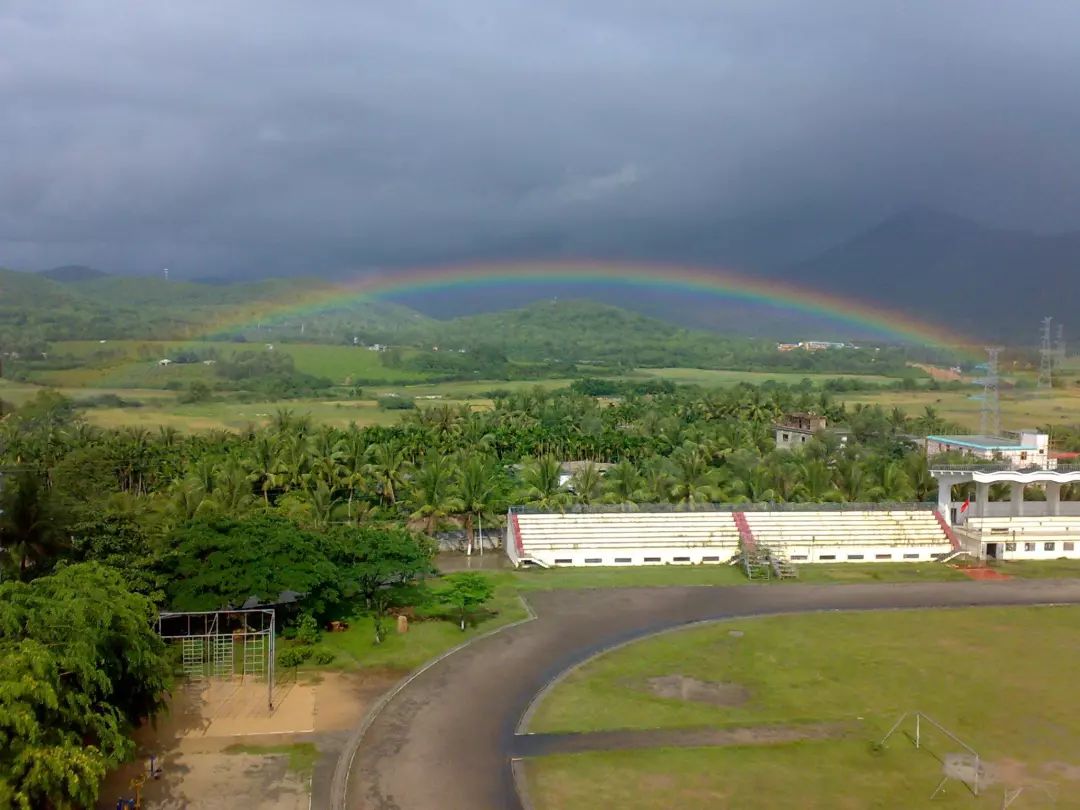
[339,579,1080,810]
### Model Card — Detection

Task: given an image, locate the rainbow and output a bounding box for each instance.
[201,260,976,353]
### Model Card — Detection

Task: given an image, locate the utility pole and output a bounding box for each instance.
[980,347,1002,437]
[1038,316,1054,389]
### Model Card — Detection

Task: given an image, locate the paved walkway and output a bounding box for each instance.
[339,579,1080,810]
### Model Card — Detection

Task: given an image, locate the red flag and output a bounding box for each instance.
[960,498,970,513]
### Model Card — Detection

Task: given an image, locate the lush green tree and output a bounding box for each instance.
[327,525,435,643]
[160,515,345,618]
[0,563,170,809]
[437,572,496,631]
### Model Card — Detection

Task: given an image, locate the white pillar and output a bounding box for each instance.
[937,479,953,523]
[976,482,990,517]
[1010,483,1025,517]
[1046,482,1062,517]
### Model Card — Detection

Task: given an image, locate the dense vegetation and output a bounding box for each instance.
[2,371,1078,804]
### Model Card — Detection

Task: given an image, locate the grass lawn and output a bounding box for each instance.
[492,561,969,591]
[223,742,319,780]
[526,606,1080,808]
[305,583,529,672]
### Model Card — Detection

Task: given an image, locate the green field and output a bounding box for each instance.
[526,606,1080,808]
[841,387,1080,431]
[38,339,429,386]
[632,367,895,386]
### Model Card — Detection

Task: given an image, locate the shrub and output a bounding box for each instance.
[311,647,336,665]
[278,646,312,668]
[295,613,321,646]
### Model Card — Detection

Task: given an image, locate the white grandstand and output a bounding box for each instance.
[507,511,740,567]
[505,506,959,570]
[743,510,955,563]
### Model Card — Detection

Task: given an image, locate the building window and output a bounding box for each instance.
[876,553,892,560]
[1025,543,1036,552]
[847,554,864,560]
[554,558,572,564]
[1065,542,1075,552]
[903,553,920,559]
[782,433,790,441]
[673,556,690,562]
[702,556,720,562]
[791,555,808,560]
[614,557,632,563]
[1021,452,1028,461]
[644,556,661,563]
[585,557,602,564]
[1005,542,1016,551]
[819,554,836,560]
[1044,542,1056,552]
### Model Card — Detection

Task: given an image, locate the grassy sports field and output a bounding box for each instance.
[525,606,1080,808]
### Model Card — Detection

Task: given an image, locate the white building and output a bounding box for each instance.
[926,430,1051,469]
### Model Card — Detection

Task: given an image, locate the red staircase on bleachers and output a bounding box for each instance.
[733,512,756,552]
[933,510,961,552]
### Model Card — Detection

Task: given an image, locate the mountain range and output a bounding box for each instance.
[13,207,1080,342]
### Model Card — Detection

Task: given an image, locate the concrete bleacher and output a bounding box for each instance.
[964,516,1080,559]
[741,510,953,563]
[511,511,741,567]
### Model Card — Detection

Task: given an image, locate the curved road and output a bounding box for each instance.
[341,579,1080,810]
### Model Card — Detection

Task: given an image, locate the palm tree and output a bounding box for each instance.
[336,426,368,522]
[668,447,716,507]
[407,454,463,535]
[458,454,505,553]
[602,460,645,505]
[519,455,568,510]
[569,462,604,505]
[248,433,281,504]
[366,442,409,507]
[0,472,67,579]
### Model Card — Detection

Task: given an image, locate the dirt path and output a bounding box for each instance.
[511,722,848,757]
[340,579,1080,810]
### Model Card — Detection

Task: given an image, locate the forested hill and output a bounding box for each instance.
[0,267,431,346]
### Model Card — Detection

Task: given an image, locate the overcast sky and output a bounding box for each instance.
[3,0,1080,278]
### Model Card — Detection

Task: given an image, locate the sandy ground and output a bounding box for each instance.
[99,670,397,810]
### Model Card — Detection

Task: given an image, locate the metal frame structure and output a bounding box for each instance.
[979,347,1002,437]
[1038,317,1054,390]
[157,608,276,711]
[879,710,983,798]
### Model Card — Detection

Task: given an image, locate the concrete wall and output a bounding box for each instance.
[983,539,1080,561]
[780,543,950,563]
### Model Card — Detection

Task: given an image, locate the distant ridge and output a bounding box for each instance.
[783,207,1080,337]
[39,264,110,282]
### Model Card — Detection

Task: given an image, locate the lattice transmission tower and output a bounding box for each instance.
[980,346,1002,437]
[1057,323,1067,365]
[1038,316,1054,389]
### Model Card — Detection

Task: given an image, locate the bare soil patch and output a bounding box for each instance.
[645,674,750,707]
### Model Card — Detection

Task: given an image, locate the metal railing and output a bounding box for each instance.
[928,462,1080,474]
[508,501,937,515]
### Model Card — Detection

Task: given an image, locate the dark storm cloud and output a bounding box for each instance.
[2,0,1080,276]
